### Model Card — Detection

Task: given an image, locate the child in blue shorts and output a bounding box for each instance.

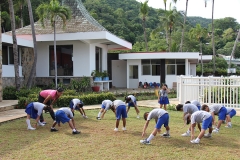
[225,107,236,128]
[185,110,213,144]
[125,95,140,118]
[140,108,170,145]
[158,84,170,110]
[113,100,127,131]
[69,99,88,118]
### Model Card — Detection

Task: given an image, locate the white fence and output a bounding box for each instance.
[177,76,240,108]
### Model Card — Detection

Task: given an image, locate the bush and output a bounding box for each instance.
[3,86,17,100]
[18,92,116,108]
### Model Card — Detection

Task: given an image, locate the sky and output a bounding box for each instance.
[136,0,240,23]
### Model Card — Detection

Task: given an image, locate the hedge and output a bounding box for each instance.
[18,92,116,109]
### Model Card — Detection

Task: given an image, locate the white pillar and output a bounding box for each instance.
[185,59,189,75]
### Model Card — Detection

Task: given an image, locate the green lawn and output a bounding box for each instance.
[0,107,240,160]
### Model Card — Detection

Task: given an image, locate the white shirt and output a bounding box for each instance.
[226,107,234,114]
[209,104,223,115]
[183,104,199,114]
[102,100,113,110]
[113,100,126,109]
[72,99,83,109]
[191,111,211,124]
[59,107,73,118]
[191,100,201,107]
[147,108,168,121]
[33,102,45,116]
[127,95,136,102]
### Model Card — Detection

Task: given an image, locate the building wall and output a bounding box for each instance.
[112,60,127,88]
[190,64,196,76]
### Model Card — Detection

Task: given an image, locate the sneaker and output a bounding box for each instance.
[161,133,170,138]
[190,139,200,144]
[27,127,36,130]
[140,139,151,145]
[136,115,140,119]
[83,115,88,119]
[181,132,190,137]
[50,128,58,132]
[225,125,232,128]
[41,122,47,124]
[37,122,45,126]
[204,133,212,138]
[212,129,219,133]
[122,127,127,131]
[114,128,118,132]
[72,130,80,134]
[96,117,101,120]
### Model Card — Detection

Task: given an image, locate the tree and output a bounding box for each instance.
[36,0,71,88]
[0,6,2,101]
[189,24,208,75]
[8,0,20,90]
[14,0,27,28]
[140,0,149,51]
[1,11,11,32]
[26,0,38,88]
[180,0,188,52]
[228,29,240,69]
[163,0,167,11]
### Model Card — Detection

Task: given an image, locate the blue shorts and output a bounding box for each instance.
[197,106,201,110]
[155,113,169,129]
[69,100,80,111]
[218,107,227,120]
[55,110,70,124]
[158,97,169,105]
[202,116,212,130]
[101,104,106,109]
[116,105,127,120]
[228,109,236,118]
[128,101,137,107]
[25,102,38,119]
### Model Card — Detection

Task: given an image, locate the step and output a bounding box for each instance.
[0,105,15,112]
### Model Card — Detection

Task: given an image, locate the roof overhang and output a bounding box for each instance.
[199,55,213,63]
[119,52,212,63]
[3,31,132,50]
[2,34,33,48]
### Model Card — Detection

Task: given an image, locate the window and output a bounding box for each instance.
[166,65,175,75]
[49,45,73,76]
[141,59,160,75]
[129,65,138,79]
[166,59,175,64]
[96,47,102,72]
[2,46,21,65]
[177,65,185,75]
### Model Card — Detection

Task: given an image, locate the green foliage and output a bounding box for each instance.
[167,104,176,111]
[3,86,17,100]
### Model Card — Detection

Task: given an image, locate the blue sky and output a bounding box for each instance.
[136,0,240,23]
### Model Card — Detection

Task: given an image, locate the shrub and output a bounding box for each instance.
[3,86,17,100]
[168,104,176,111]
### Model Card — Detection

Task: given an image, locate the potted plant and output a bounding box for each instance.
[91,70,102,81]
[102,70,109,81]
[91,82,100,92]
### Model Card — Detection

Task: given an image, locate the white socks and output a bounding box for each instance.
[73,129,76,132]
[97,112,102,117]
[166,130,170,134]
[147,134,155,142]
[26,119,31,128]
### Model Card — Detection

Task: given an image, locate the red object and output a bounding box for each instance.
[92,86,100,92]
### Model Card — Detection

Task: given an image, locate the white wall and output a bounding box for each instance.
[2,65,22,77]
[112,60,127,88]
[127,59,140,88]
[190,64,196,76]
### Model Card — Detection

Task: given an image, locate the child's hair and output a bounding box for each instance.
[57,87,64,92]
[201,104,208,110]
[176,104,183,111]
[184,114,191,125]
[162,84,168,88]
[143,112,149,120]
[125,96,131,103]
[185,101,191,104]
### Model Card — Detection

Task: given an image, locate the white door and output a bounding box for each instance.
[112,60,127,88]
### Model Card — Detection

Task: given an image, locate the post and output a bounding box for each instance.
[0,6,2,101]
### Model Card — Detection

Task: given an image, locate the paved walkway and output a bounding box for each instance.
[0,98,239,123]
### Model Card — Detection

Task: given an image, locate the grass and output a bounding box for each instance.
[0,107,240,160]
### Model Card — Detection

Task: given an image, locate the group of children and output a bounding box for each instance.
[25,84,237,145]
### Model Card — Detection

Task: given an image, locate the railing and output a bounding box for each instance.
[177,76,240,108]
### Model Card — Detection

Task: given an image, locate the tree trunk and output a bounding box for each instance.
[211,0,216,75]
[200,41,203,76]
[166,26,169,52]
[54,20,58,88]
[0,6,3,101]
[20,5,23,28]
[142,19,148,52]
[8,0,20,90]
[180,0,188,52]
[26,0,37,89]
[228,29,240,69]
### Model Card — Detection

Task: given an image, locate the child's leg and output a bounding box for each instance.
[122,118,126,128]
[197,129,206,139]
[165,126,170,134]
[163,104,166,110]
[115,119,120,128]
[79,109,83,115]
[134,106,140,115]
[26,115,32,128]
[160,104,163,108]
[146,128,159,142]
[98,108,104,117]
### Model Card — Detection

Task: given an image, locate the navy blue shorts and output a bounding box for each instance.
[55,110,70,124]
[25,102,38,119]
[155,113,169,129]
[116,105,127,120]
[202,116,212,130]
[158,97,169,105]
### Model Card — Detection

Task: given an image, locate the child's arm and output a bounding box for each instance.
[142,120,150,137]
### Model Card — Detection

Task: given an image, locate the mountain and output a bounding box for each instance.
[187,16,212,28]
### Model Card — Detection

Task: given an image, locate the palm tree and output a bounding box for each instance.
[36,0,71,88]
[14,0,27,28]
[205,0,216,75]
[189,24,208,75]
[8,0,20,90]
[1,11,11,32]
[26,0,38,88]
[0,6,2,101]
[140,0,149,52]
[163,0,167,11]
[180,0,188,52]
[228,29,240,69]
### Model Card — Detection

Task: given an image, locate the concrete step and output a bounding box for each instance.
[0,100,18,112]
[0,105,15,112]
